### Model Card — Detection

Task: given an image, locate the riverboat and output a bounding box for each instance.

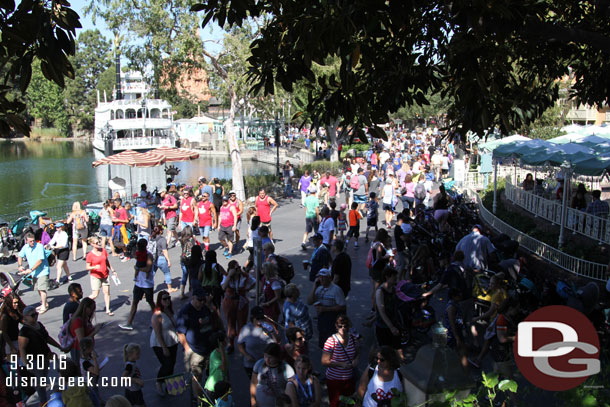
[93,71,176,153]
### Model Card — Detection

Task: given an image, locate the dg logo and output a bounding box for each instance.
[514,305,600,391]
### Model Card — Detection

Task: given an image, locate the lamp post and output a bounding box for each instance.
[275,115,281,179]
[101,123,114,199]
[141,99,148,146]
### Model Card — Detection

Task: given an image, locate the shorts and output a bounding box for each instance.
[133,285,154,303]
[382,203,393,212]
[218,225,233,242]
[442,168,448,175]
[180,221,194,231]
[90,275,109,291]
[369,267,383,283]
[199,225,211,238]
[75,228,88,240]
[55,247,69,261]
[33,274,49,291]
[305,217,318,233]
[261,221,272,230]
[99,224,113,237]
[184,348,207,379]
[346,225,359,238]
[166,216,177,231]
[354,194,367,204]
[366,217,378,227]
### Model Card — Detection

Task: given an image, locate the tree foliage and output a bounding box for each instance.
[0,0,80,135]
[26,63,70,133]
[191,0,610,137]
[64,29,112,131]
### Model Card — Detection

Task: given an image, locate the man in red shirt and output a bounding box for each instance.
[159,189,178,247]
[255,188,279,240]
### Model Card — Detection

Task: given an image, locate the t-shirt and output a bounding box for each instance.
[320,176,339,196]
[176,303,214,356]
[135,267,154,289]
[114,207,128,223]
[366,200,379,219]
[318,216,335,245]
[394,224,406,252]
[331,252,352,297]
[253,359,295,407]
[283,300,313,340]
[162,195,178,219]
[355,174,368,195]
[299,176,312,193]
[439,263,470,300]
[323,334,357,380]
[237,322,275,368]
[69,317,95,351]
[155,236,168,259]
[18,242,49,277]
[19,323,51,356]
[314,283,346,308]
[204,348,226,392]
[348,209,362,227]
[86,249,109,279]
[304,195,319,218]
[63,301,79,324]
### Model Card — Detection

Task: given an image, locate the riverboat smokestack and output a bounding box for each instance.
[115,52,122,101]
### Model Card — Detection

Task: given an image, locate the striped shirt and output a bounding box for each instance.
[323,334,357,380]
[283,300,313,340]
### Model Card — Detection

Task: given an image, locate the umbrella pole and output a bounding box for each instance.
[129,167,133,199]
[558,167,571,248]
[493,159,498,214]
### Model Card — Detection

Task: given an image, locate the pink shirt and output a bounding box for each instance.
[162,195,177,219]
[320,176,339,196]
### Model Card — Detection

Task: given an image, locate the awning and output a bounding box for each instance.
[151,146,200,162]
[92,150,166,168]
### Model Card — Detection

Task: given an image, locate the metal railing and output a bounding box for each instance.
[504,178,610,244]
[464,188,607,281]
[0,204,74,225]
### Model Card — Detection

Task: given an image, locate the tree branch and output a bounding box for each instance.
[521,19,610,53]
[201,48,228,79]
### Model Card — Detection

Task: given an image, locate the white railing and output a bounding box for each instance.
[465,188,607,281]
[504,178,610,244]
[113,136,175,150]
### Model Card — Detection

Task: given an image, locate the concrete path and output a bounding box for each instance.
[3,197,404,407]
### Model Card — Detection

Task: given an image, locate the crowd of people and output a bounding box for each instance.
[2,127,605,407]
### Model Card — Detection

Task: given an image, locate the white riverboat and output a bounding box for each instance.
[93,72,176,153]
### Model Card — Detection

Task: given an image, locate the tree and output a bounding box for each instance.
[26,63,70,133]
[191,0,610,138]
[64,29,112,131]
[0,1,80,136]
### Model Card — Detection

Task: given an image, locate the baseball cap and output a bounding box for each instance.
[229,190,236,195]
[198,177,206,183]
[317,268,331,277]
[308,185,318,193]
[55,222,64,227]
[473,224,483,231]
[23,305,38,317]
[222,195,229,201]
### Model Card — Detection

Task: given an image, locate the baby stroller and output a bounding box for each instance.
[0,223,17,264]
[395,280,436,345]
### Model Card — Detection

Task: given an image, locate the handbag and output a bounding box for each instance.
[334,334,360,380]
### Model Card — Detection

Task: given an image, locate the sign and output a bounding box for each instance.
[514,305,600,391]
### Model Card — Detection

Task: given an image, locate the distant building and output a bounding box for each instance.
[160,59,211,104]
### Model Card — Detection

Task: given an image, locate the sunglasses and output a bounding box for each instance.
[337,324,348,329]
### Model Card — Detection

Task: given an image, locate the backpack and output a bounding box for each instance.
[58,319,74,350]
[180,239,196,264]
[414,183,426,200]
[350,175,361,190]
[275,255,295,283]
[75,212,86,230]
[365,243,379,269]
[147,238,158,261]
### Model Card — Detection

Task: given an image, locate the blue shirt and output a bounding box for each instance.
[283,300,313,340]
[201,185,214,198]
[176,303,213,356]
[18,242,49,277]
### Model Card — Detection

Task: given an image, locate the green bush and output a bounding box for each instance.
[295,160,343,177]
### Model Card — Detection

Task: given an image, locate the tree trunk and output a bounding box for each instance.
[225,88,246,202]
[327,118,340,162]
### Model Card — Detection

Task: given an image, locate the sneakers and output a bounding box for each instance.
[223,249,229,256]
[354,242,359,248]
[226,254,232,259]
[121,256,130,262]
[301,243,307,251]
[119,324,134,331]
[67,275,73,281]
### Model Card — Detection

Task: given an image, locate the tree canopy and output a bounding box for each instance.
[192,0,610,136]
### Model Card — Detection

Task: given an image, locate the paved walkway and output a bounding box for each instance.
[3,197,400,407]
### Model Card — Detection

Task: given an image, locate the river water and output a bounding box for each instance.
[0,140,274,218]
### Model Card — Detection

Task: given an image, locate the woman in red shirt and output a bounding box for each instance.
[68,297,102,363]
[86,236,117,316]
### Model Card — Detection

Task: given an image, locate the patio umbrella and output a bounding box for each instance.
[92,150,167,196]
[150,146,200,162]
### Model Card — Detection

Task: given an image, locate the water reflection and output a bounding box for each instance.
[0,140,274,216]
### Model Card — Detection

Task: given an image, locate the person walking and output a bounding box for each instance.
[255,188,279,240]
[67,201,89,261]
[307,233,331,282]
[119,239,156,331]
[218,196,238,259]
[150,225,178,293]
[86,235,117,316]
[98,201,116,255]
[228,190,244,246]
[47,221,71,285]
[195,192,217,251]
[221,260,255,353]
[159,190,179,247]
[17,232,50,313]
[298,170,313,207]
[301,186,320,250]
[150,291,179,396]
[179,188,197,231]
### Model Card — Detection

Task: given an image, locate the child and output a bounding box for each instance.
[61,358,94,407]
[122,343,145,407]
[212,381,233,407]
[336,203,347,239]
[204,331,229,397]
[134,238,148,270]
[345,202,362,249]
[329,200,339,228]
[243,206,257,250]
[365,192,379,243]
[80,337,101,403]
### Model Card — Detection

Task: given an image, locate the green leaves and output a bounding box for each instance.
[498,379,518,393]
